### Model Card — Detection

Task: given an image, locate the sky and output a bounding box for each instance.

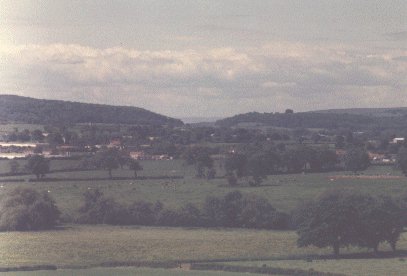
[0,0,406,119]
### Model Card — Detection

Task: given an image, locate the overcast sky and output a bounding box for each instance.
[1,0,406,118]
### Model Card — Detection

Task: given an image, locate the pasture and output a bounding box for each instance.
[0,159,406,217]
[1,158,407,275]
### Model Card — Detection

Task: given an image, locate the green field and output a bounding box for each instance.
[2,267,255,276]
[0,160,406,217]
[1,160,407,275]
[0,225,406,275]
[0,123,44,133]
[222,258,407,276]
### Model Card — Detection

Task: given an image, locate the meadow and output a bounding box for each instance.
[0,159,406,217]
[1,159,407,275]
[0,225,406,275]
[221,258,407,276]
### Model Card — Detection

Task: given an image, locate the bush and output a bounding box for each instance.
[0,187,60,231]
[127,200,156,225]
[76,189,129,225]
[155,209,183,226]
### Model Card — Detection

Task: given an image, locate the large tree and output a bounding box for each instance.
[295,189,404,256]
[182,146,215,179]
[356,196,404,253]
[397,146,407,175]
[295,189,364,256]
[127,159,143,179]
[26,155,50,179]
[344,147,370,173]
[92,148,121,178]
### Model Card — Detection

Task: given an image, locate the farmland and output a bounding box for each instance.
[0,225,406,275]
[1,159,407,274]
[3,267,253,276]
[221,258,407,276]
[0,160,406,217]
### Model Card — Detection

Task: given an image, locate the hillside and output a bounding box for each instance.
[0,95,183,126]
[313,107,407,117]
[215,110,407,130]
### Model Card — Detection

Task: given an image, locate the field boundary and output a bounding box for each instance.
[0,265,57,272]
[0,175,184,183]
[329,175,402,180]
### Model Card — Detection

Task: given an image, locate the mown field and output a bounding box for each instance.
[222,257,407,276]
[0,225,406,275]
[3,267,256,276]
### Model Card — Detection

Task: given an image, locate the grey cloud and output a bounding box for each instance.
[1,42,406,117]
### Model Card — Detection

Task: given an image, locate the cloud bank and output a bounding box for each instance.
[1,42,406,117]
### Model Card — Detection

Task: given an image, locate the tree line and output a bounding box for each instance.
[75,189,290,230]
[183,145,370,186]
[1,186,406,259]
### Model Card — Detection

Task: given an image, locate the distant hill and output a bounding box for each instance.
[215,109,407,130]
[313,107,407,117]
[0,95,183,126]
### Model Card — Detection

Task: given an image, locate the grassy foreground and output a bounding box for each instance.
[0,225,311,268]
[222,258,407,276]
[3,267,253,276]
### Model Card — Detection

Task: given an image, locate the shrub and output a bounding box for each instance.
[76,189,129,225]
[239,195,276,229]
[177,203,202,227]
[127,200,156,225]
[0,187,60,231]
[155,208,183,226]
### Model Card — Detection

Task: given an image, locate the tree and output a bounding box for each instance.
[246,153,270,186]
[295,189,369,256]
[0,187,60,231]
[224,153,247,180]
[92,148,121,178]
[356,196,404,253]
[127,159,143,179]
[283,146,312,173]
[310,148,338,172]
[26,155,50,179]
[397,147,407,175]
[344,147,370,173]
[182,147,214,179]
[295,189,404,256]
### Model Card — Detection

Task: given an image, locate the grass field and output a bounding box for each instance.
[0,160,406,217]
[2,267,257,276]
[1,160,407,275]
[0,123,44,133]
[0,225,406,274]
[222,258,407,276]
